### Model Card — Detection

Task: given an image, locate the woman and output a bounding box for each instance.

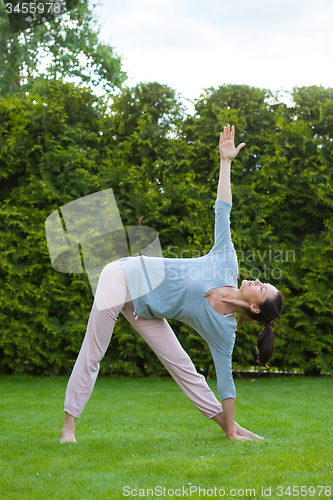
[60,124,283,443]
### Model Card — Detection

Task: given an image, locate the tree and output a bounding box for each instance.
[0,78,111,374]
[0,0,126,98]
[182,84,333,374]
[0,80,332,376]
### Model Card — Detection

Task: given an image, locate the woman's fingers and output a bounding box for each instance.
[231,434,252,441]
[220,125,245,159]
[237,427,264,441]
[226,124,230,140]
[219,124,245,159]
[236,142,246,152]
[221,124,236,143]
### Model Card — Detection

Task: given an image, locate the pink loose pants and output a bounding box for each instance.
[64,260,223,419]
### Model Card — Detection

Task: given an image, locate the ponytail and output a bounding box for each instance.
[256,323,274,367]
[238,291,284,367]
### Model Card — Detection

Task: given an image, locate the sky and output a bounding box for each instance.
[92,0,333,110]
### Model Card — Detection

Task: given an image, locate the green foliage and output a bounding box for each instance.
[0,79,332,377]
[182,84,333,374]
[0,79,107,374]
[0,0,126,98]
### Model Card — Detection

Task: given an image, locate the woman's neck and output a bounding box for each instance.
[206,286,246,317]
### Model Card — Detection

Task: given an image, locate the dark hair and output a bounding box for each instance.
[239,290,284,367]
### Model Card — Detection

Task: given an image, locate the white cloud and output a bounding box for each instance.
[93,0,333,106]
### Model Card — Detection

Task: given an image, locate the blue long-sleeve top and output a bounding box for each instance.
[120,199,238,401]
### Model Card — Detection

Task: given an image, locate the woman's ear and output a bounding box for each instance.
[250,303,261,315]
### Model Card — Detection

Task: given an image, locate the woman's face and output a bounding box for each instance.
[241,279,278,306]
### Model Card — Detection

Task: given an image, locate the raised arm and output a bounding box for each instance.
[217,125,245,203]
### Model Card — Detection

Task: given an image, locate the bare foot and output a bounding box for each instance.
[59,412,77,443]
[60,428,77,443]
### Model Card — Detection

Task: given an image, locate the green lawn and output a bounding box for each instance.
[0,375,332,500]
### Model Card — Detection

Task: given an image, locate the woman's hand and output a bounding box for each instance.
[228,432,252,442]
[235,424,265,441]
[213,410,265,441]
[219,124,245,161]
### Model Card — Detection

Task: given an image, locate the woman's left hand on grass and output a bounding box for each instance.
[235,423,265,441]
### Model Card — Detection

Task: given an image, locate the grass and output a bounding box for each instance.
[0,375,332,500]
